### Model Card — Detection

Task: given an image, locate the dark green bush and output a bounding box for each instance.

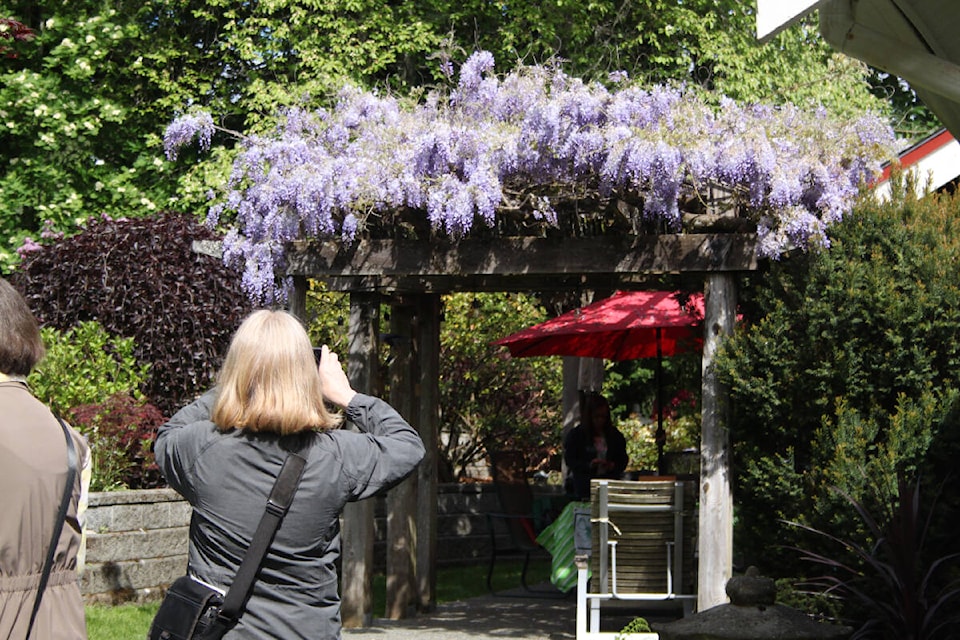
[717,186,960,577]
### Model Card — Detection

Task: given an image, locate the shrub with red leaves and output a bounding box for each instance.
[69,394,168,490]
[1,17,34,58]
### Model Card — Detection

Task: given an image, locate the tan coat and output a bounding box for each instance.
[0,380,90,639]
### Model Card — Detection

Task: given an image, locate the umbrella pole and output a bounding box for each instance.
[656,328,666,475]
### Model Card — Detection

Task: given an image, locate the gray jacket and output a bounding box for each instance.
[154,390,425,639]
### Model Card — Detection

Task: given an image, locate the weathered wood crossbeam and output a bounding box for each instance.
[286,234,758,293]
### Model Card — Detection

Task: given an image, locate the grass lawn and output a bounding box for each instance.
[85,559,552,639]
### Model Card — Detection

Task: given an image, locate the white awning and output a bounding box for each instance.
[757,0,960,139]
[756,1,830,41]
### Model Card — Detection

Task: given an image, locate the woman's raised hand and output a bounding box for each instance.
[316,345,357,408]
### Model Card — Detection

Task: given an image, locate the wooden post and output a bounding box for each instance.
[340,293,380,627]
[577,357,604,392]
[698,273,735,610]
[385,301,417,619]
[561,356,580,483]
[288,276,308,321]
[414,294,439,612]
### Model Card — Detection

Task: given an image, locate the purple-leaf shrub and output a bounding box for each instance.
[12,211,253,416]
[165,51,897,305]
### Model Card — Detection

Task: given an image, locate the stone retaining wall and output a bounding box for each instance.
[80,483,560,604]
[81,488,191,604]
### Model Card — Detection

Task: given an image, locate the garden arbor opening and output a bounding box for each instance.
[285,232,756,624]
[165,52,894,628]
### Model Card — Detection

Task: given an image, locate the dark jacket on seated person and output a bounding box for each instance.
[563,394,628,500]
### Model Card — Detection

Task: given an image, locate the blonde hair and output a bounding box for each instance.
[212,310,342,434]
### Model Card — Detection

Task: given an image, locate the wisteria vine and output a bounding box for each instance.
[165,51,896,304]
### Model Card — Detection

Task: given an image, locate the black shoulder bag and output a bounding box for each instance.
[26,414,77,639]
[148,452,306,640]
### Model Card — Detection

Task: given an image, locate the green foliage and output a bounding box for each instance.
[0,2,174,269]
[716,188,960,576]
[29,321,148,410]
[427,0,885,120]
[26,321,165,491]
[735,450,807,569]
[603,358,657,419]
[12,211,253,416]
[439,292,563,480]
[1,0,894,275]
[870,69,943,140]
[619,408,701,473]
[304,280,351,355]
[815,390,948,519]
[0,0,443,267]
[616,616,652,637]
[619,416,660,473]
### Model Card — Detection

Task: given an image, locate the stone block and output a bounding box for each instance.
[86,527,188,563]
[81,555,187,604]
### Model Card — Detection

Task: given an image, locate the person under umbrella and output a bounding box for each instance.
[563,392,628,500]
[494,290,704,474]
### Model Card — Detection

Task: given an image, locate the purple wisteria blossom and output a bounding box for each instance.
[163,51,897,305]
[164,112,215,161]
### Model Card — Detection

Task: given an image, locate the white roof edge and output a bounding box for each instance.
[874,129,960,201]
[756,0,830,42]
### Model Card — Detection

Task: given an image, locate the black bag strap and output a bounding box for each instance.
[27,413,78,639]
[215,451,307,627]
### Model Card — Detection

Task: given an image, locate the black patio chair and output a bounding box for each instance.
[485,449,563,596]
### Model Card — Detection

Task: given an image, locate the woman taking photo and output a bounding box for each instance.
[155,309,424,639]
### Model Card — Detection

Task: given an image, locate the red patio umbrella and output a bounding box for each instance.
[493,290,705,473]
[493,290,704,361]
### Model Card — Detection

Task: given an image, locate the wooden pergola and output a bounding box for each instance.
[285,232,757,623]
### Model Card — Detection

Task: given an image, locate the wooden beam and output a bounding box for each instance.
[310,273,668,294]
[286,235,757,293]
[386,302,418,619]
[287,276,308,320]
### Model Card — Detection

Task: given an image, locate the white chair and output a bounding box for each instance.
[575,478,697,640]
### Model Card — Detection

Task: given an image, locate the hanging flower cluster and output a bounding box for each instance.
[165,51,896,305]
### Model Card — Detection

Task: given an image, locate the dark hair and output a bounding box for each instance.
[582,391,613,432]
[0,278,45,376]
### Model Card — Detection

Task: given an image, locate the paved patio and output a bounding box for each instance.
[342,583,684,640]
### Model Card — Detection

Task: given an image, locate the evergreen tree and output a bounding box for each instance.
[717,181,960,575]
